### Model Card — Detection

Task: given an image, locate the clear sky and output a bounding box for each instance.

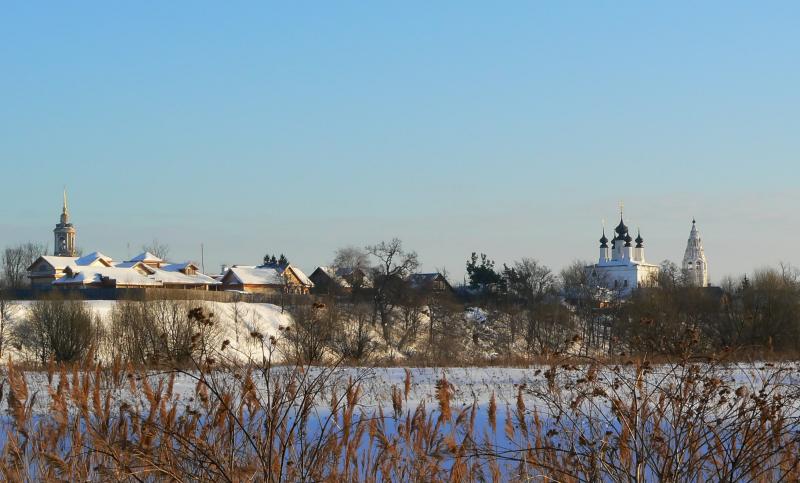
[1,2,799,282]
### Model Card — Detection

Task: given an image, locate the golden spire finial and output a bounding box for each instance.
[63,187,68,214]
[619,201,624,218]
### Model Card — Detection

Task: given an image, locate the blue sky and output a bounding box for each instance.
[1,2,799,281]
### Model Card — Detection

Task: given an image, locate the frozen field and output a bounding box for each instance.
[4,362,800,417]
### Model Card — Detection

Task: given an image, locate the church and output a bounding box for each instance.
[587,209,711,295]
[586,211,660,295]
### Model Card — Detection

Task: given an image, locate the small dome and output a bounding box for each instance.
[635,230,644,248]
[624,233,633,247]
[599,229,609,247]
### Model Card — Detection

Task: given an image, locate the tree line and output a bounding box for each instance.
[3,239,800,364]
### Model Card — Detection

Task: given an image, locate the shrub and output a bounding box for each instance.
[14,295,96,363]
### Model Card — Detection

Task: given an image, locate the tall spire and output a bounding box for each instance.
[60,187,69,225]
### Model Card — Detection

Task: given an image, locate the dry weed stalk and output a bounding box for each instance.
[0,307,798,481]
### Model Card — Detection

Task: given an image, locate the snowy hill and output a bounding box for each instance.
[1,299,294,363]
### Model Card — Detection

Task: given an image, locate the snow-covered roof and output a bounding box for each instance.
[225,266,285,286]
[227,264,313,287]
[149,266,219,285]
[128,251,163,263]
[33,256,78,271]
[55,265,162,287]
[113,261,139,268]
[30,249,219,288]
[285,265,313,287]
[75,251,114,266]
[161,262,198,272]
[29,252,114,272]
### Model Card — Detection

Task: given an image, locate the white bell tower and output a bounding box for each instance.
[682,219,708,287]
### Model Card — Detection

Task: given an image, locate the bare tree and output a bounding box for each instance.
[0,285,18,360]
[504,258,555,302]
[332,245,372,292]
[285,302,338,364]
[142,238,170,260]
[2,242,47,289]
[332,245,370,273]
[366,238,419,345]
[333,301,376,362]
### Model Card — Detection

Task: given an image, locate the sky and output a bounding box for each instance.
[1,2,799,282]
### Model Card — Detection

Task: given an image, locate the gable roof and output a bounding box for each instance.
[28,256,78,272]
[55,265,162,287]
[408,272,452,289]
[311,266,372,288]
[75,251,114,267]
[128,251,163,263]
[161,262,199,272]
[222,264,313,287]
[285,265,313,287]
[312,266,353,288]
[149,266,218,285]
[310,266,343,285]
[223,266,285,286]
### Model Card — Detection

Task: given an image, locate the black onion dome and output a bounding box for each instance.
[600,229,609,248]
[615,217,628,236]
[624,233,633,246]
[635,230,644,248]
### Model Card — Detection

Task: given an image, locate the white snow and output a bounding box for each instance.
[128,251,163,263]
[1,299,293,363]
[225,266,286,285]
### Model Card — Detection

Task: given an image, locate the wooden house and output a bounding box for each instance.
[27,251,114,288]
[407,272,454,293]
[220,264,313,294]
[309,266,372,294]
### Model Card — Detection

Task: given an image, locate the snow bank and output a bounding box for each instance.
[1,299,293,363]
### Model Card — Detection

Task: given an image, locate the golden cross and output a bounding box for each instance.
[619,201,624,218]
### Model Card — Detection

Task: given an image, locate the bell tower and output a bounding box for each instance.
[53,189,77,257]
[682,219,708,287]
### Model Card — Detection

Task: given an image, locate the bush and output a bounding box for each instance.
[107,300,220,365]
[14,295,97,363]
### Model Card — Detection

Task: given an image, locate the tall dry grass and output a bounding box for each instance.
[0,308,798,481]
